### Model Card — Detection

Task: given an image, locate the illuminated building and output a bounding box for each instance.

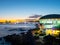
[39,14,60,36]
[39,14,60,29]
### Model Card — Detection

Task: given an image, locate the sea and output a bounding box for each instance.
[0,23,36,45]
[0,23,36,37]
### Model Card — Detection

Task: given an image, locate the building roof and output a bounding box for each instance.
[40,14,60,19]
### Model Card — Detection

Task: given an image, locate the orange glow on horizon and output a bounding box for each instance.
[0,18,26,23]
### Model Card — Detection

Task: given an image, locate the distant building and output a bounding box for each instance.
[0,19,26,24]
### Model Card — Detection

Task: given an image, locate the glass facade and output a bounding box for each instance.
[39,19,60,29]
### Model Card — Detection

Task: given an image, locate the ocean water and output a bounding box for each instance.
[0,24,36,37]
[0,23,36,45]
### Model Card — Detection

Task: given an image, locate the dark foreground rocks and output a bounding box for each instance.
[4,31,36,45]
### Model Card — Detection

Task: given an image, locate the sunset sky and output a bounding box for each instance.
[0,0,60,19]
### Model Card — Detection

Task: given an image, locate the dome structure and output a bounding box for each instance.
[39,14,60,29]
[40,14,60,19]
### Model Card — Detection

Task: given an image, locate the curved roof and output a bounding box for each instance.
[40,14,60,19]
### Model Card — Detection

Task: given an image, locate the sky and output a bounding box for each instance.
[0,0,60,19]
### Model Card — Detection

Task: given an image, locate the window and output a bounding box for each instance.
[44,25,54,29]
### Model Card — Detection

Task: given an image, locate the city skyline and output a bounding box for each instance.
[0,0,60,19]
